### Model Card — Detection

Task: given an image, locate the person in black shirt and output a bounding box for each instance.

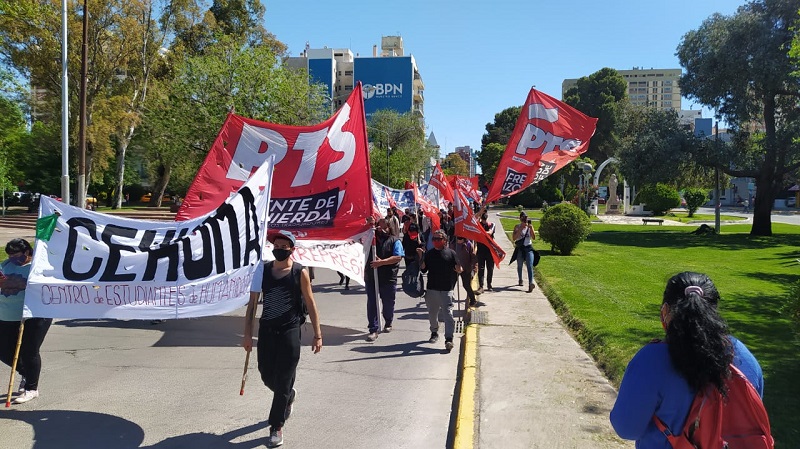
[365,218,404,341]
[244,230,322,448]
[417,229,462,352]
[476,213,496,293]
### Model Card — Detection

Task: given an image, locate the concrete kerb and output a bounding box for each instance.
[453,323,478,449]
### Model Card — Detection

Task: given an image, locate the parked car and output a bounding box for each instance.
[788,197,796,207]
[140,193,172,203]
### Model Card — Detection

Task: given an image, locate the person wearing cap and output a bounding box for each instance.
[0,238,53,404]
[244,230,322,448]
[416,229,462,353]
[476,213,496,293]
[365,218,404,341]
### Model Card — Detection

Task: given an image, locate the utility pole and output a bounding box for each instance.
[60,0,70,205]
[714,120,720,234]
[76,0,89,209]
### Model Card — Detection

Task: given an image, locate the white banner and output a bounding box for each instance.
[263,228,374,286]
[23,161,274,320]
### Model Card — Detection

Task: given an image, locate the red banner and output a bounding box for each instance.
[485,88,598,203]
[177,85,373,240]
[429,162,454,203]
[453,188,505,267]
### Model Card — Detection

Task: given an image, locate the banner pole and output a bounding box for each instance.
[5,320,24,407]
[371,242,382,330]
[239,350,251,396]
[240,295,257,395]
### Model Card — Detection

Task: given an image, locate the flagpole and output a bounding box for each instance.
[5,320,24,408]
[371,240,382,330]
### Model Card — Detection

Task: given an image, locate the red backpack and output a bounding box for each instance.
[653,364,774,449]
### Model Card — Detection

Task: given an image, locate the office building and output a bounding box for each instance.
[562,67,682,111]
[287,36,424,119]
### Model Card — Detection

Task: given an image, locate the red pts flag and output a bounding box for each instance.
[408,182,441,231]
[447,175,482,203]
[177,84,373,240]
[485,88,598,203]
[429,162,454,203]
[453,188,504,266]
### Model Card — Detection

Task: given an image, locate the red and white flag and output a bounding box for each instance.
[406,181,441,231]
[485,88,598,203]
[429,162,454,204]
[453,188,504,267]
[448,175,482,203]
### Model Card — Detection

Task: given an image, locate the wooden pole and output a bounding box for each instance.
[5,320,24,407]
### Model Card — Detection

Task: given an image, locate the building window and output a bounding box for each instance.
[344,70,353,76]
[344,85,353,91]
[664,80,672,86]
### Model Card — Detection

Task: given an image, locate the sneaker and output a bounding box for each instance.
[445,340,454,352]
[18,376,26,393]
[528,283,536,293]
[366,332,379,342]
[13,389,38,404]
[428,332,439,344]
[487,285,493,292]
[518,280,523,286]
[383,324,392,333]
[266,427,283,447]
[284,388,296,420]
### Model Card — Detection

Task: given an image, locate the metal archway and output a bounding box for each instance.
[592,157,618,186]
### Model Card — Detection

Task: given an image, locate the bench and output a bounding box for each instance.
[642,218,664,225]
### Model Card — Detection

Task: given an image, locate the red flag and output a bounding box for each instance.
[453,188,504,266]
[447,175,482,203]
[408,182,441,231]
[383,187,404,217]
[177,84,373,240]
[430,162,454,203]
[485,88,598,203]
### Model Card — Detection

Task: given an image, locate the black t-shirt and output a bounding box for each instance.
[260,265,301,327]
[422,248,458,291]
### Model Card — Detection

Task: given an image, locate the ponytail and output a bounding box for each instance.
[663,272,732,394]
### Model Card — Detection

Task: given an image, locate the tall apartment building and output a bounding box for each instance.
[454,146,477,177]
[562,67,682,111]
[286,36,424,119]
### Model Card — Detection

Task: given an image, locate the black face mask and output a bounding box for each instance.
[272,248,292,262]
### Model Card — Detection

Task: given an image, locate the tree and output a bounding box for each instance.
[478,106,521,185]
[618,108,716,189]
[563,67,628,162]
[677,0,800,236]
[368,109,430,188]
[442,153,469,177]
[683,187,708,217]
[538,202,592,256]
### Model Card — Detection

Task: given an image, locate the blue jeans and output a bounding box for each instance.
[516,248,534,284]
[366,279,397,332]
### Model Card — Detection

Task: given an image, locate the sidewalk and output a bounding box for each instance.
[464,212,633,448]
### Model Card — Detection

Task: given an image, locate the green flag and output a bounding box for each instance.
[36,213,59,241]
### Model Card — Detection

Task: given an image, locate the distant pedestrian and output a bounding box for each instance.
[244,230,322,448]
[417,229,462,353]
[511,213,536,292]
[743,199,750,213]
[337,271,350,290]
[0,238,53,404]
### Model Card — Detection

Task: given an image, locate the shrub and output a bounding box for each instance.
[538,202,592,255]
[636,183,681,215]
[683,188,708,217]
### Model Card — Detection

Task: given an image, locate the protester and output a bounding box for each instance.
[386,207,401,237]
[511,213,536,292]
[244,230,322,448]
[610,272,764,447]
[476,212,496,293]
[0,238,53,404]
[365,218,404,341]
[417,229,462,352]
[454,235,478,307]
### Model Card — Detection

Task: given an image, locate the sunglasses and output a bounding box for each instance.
[432,237,444,241]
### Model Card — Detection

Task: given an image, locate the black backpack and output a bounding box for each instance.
[264,261,308,324]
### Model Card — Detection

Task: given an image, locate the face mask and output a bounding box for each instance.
[432,239,446,250]
[272,248,292,262]
[408,232,419,240]
[8,254,27,266]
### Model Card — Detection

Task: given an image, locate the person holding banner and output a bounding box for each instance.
[417,229,462,353]
[244,230,322,448]
[476,213,497,293]
[0,238,53,404]
[365,218,404,342]
[512,213,536,293]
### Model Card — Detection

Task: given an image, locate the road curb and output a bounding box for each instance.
[453,323,478,449]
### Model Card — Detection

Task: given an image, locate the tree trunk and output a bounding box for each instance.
[113,129,133,210]
[750,190,774,236]
[150,163,171,208]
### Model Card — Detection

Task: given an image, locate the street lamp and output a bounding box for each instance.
[578,162,594,215]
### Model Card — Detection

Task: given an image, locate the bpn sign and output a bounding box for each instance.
[363,83,403,99]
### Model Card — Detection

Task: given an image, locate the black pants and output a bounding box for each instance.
[460,271,477,304]
[0,318,53,391]
[477,252,494,289]
[257,323,301,429]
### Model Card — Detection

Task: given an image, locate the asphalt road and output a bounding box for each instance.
[0,268,463,449]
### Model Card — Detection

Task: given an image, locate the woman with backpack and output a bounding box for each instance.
[610,272,768,448]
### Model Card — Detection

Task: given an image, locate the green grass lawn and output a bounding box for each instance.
[499,218,800,446]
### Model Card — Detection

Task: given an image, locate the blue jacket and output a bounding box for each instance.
[610,337,763,448]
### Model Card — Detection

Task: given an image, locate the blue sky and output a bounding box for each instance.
[265,0,745,157]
